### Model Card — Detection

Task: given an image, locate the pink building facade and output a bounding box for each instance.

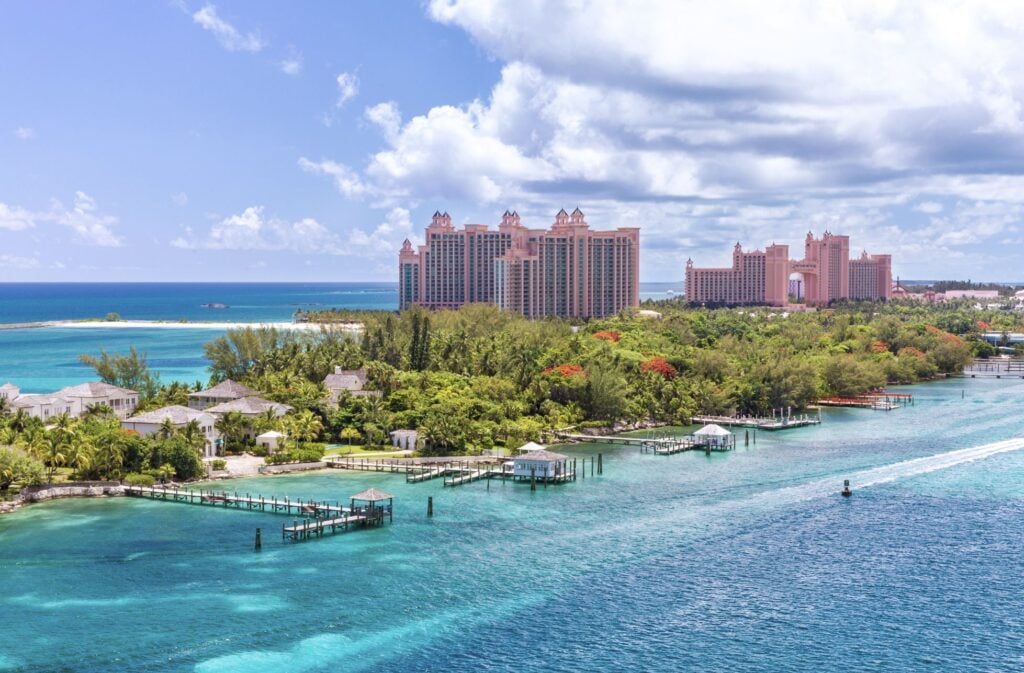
[685,231,892,307]
[399,209,640,319]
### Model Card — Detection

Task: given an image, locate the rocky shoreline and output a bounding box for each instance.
[1,481,126,514]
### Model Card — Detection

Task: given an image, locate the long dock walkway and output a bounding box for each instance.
[690,414,821,430]
[964,359,1024,378]
[124,485,353,518]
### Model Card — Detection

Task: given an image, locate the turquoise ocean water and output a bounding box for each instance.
[0,283,682,392]
[1,377,1023,671]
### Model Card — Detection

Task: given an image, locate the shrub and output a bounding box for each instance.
[543,364,586,377]
[210,459,227,471]
[104,312,121,322]
[124,473,156,487]
[592,330,622,343]
[640,356,678,379]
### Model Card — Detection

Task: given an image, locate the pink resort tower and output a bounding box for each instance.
[399,208,640,319]
[685,231,892,307]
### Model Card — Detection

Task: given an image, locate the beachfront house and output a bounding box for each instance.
[188,380,259,410]
[59,382,139,419]
[0,383,20,402]
[1,381,138,420]
[693,424,735,450]
[513,447,570,480]
[9,393,73,421]
[389,429,418,451]
[256,430,285,453]
[121,405,220,457]
[323,367,381,403]
[206,396,292,440]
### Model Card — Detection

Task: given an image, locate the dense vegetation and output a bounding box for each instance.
[199,301,1008,456]
[2,299,1018,496]
[0,405,205,495]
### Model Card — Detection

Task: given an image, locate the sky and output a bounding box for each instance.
[3,1,1024,283]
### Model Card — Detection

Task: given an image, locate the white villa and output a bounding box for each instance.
[58,382,140,419]
[1,381,138,420]
[121,405,220,457]
[188,380,259,410]
[323,367,380,403]
[206,396,292,440]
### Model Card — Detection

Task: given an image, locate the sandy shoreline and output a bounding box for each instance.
[0,319,362,332]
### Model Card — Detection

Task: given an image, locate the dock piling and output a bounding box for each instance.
[428,496,433,517]
[254,528,262,551]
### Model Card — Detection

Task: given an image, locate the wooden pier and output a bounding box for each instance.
[690,414,820,430]
[553,432,650,446]
[124,485,354,518]
[963,359,1024,378]
[282,489,392,542]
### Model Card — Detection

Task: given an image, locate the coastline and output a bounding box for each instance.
[0,319,362,332]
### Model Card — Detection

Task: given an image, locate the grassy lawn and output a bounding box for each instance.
[323,444,409,458]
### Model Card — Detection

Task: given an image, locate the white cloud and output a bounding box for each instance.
[192,5,265,53]
[14,127,34,140]
[56,192,123,247]
[0,193,121,246]
[914,201,943,214]
[348,207,417,257]
[335,72,359,107]
[0,254,41,270]
[174,205,350,255]
[0,203,38,230]
[298,158,367,198]
[365,102,402,142]
[172,192,189,207]
[280,55,303,76]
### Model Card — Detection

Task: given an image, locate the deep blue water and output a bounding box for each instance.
[1,377,1023,672]
[0,283,400,323]
[0,283,682,392]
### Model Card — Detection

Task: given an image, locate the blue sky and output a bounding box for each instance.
[3,1,1024,282]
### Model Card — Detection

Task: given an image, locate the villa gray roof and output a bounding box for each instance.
[125,405,211,425]
[205,396,291,416]
[189,379,258,400]
[323,368,368,391]
[0,382,19,392]
[514,449,568,462]
[58,382,138,398]
[12,393,69,406]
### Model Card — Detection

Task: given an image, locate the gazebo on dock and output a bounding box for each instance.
[349,488,393,524]
[692,424,736,450]
[513,449,572,482]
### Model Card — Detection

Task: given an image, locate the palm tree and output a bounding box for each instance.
[69,436,94,478]
[157,417,176,440]
[10,409,31,434]
[94,440,124,480]
[51,413,77,445]
[214,411,246,453]
[289,410,323,446]
[0,397,10,417]
[41,436,67,483]
[178,419,206,453]
[157,463,175,483]
[83,403,114,419]
[253,408,280,434]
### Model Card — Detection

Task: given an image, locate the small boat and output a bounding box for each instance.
[841,479,852,497]
[200,303,230,309]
